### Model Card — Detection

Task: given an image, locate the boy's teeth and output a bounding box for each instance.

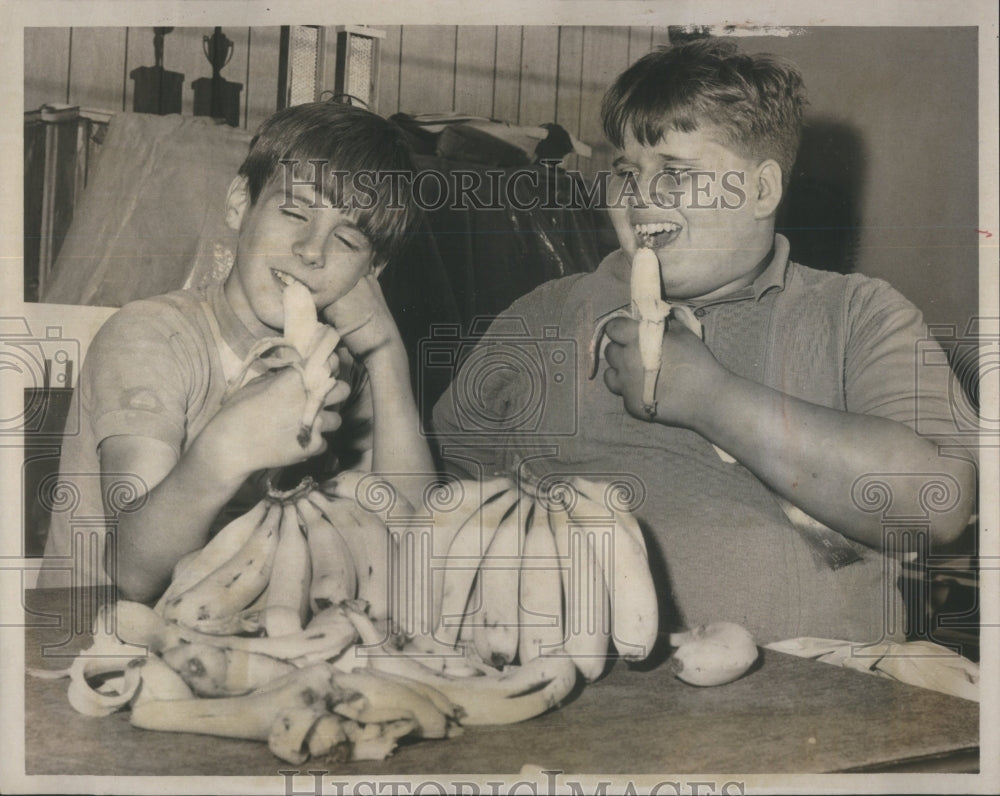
[634,222,680,235]
[272,270,301,287]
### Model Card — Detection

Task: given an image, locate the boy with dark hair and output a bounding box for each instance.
[431,39,976,644]
[41,101,432,603]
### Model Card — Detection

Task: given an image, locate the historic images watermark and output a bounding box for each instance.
[278,769,748,795]
[277,159,751,215]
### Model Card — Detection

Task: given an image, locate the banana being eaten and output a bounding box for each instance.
[589,247,702,418]
[224,277,340,447]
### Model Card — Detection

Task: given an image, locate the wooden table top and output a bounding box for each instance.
[22,587,979,778]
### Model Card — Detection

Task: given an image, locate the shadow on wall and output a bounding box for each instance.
[777,116,867,275]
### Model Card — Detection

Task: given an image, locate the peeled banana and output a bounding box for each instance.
[587,246,703,417]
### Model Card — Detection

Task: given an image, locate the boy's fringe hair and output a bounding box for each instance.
[601,38,807,188]
[238,101,419,269]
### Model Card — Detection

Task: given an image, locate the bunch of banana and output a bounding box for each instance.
[35,469,687,765]
[431,474,661,681]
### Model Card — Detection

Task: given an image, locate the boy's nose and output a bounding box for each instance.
[292,230,326,268]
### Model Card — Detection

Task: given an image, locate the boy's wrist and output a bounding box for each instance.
[681,367,746,436]
[359,334,407,376]
[186,426,255,491]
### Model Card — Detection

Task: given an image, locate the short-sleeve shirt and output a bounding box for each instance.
[430,235,975,644]
[38,283,369,588]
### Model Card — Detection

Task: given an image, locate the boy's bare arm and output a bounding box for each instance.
[105,366,347,603]
[603,318,976,548]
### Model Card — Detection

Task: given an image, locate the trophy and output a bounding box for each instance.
[203,28,234,76]
[193,27,242,126]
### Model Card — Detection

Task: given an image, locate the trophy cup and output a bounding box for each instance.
[193,27,243,127]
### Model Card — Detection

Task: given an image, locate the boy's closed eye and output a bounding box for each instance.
[280,205,370,251]
[332,225,370,253]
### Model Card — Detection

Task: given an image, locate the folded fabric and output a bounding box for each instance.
[766,636,979,701]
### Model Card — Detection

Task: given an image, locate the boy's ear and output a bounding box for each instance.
[225,176,251,231]
[372,262,387,279]
[752,159,783,219]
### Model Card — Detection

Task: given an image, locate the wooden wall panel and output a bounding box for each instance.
[579,27,631,176]
[627,26,653,64]
[492,26,523,122]
[24,28,71,110]
[67,28,127,112]
[243,26,282,132]
[397,25,457,115]
[518,26,559,126]
[555,26,585,171]
[453,26,496,118]
[23,25,674,167]
[377,26,402,117]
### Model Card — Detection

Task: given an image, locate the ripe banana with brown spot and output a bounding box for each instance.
[369,669,464,721]
[517,496,567,664]
[102,600,185,653]
[307,488,393,622]
[435,488,520,650]
[296,496,358,611]
[116,595,357,663]
[129,663,341,741]
[329,670,452,739]
[127,655,196,706]
[306,713,352,761]
[571,477,659,662]
[261,503,312,636]
[160,643,297,697]
[426,476,517,558]
[345,717,419,761]
[547,485,612,682]
[154,499,271,615]
[160,501,281,632]
[423,477,515,623]
[269,704,331,764]
[471,495,526,669]
[346,608,578,725]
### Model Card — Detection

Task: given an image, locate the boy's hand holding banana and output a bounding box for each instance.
[592,247,714,424]
[206,278,347,479]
